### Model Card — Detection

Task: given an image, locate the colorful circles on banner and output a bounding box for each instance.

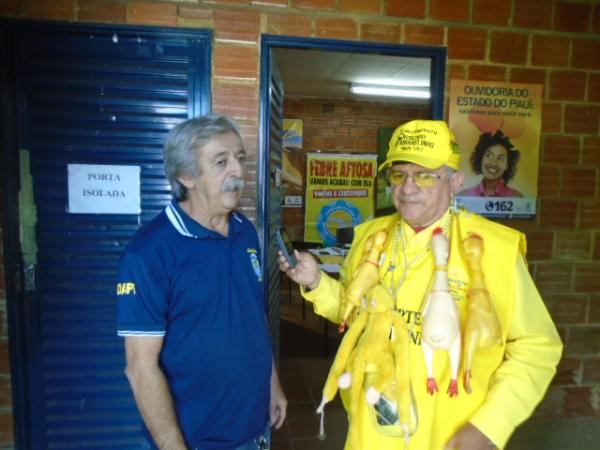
[317,200,362,246]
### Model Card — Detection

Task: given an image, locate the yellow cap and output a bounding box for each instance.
[379,120,461,172]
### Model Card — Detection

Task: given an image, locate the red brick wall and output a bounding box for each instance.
[0,0,599,446]
[282,97,428,240]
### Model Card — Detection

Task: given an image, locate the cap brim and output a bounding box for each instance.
[378,155,446,172]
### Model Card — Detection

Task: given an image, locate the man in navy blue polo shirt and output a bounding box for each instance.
[116,115,287,450]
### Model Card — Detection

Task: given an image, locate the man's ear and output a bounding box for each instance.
[177,174,196,190]
[450,171,465,196]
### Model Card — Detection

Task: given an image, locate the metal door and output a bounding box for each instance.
[258,49,285,358]
[3,21,211,449]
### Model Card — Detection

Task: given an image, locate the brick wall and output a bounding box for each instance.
[282,97,428,240]
[0,0,599,446]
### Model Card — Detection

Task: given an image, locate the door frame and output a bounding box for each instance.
[257,34,447,304]
[0,19,212,448]
[0,21,31,449]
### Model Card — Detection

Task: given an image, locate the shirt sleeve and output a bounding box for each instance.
[300,271,345,324]
[300,228,370,324]
[469,254,563,449]
[116,251,169,337]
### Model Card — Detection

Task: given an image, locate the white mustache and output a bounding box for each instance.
[222,178,245,193]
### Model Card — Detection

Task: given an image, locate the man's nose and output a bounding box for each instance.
[400,174,419,195]
[229,156,245,175]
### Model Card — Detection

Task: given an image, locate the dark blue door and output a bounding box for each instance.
[264,50,284,358]
[11,22,211,449]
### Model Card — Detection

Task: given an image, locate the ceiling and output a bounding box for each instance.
[273,47,432,105]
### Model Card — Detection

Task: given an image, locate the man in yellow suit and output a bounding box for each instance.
[279,120,561,450]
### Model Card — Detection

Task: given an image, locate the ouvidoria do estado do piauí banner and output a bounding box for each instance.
[449,79,542,219]
[304,153,377,245]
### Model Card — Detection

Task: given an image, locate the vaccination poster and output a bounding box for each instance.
[305,153,377,245]
[449,79,542,218]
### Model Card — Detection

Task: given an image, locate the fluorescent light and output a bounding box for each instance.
[350,83,430,99]
[357,77,430,88]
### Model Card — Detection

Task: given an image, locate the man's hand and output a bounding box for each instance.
[277,250,321,290]
[444,423,496,450]
[269,365,287,429]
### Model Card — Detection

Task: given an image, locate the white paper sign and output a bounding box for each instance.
[68,164,141,214]
[284,195,303,207]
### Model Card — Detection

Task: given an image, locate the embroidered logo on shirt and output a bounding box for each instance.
[116,282,136,295]
[248,251,262,282]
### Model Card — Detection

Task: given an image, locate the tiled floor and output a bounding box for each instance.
[274,279,347,450]
[272,357,347,450]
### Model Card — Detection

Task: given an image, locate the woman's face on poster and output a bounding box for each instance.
[481,144,508,181]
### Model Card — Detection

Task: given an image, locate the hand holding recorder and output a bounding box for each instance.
[275,227,321,290]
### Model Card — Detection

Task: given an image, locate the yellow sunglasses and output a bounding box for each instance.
[388,170,447,188]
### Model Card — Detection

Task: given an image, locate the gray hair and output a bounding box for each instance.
[163,115,243,200]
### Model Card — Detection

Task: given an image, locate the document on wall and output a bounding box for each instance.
[68,164,141,214]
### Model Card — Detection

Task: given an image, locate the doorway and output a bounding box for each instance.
[258,35,447,358]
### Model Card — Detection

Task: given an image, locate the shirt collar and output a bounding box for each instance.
[165,200,242,239]
[399,209,451,242]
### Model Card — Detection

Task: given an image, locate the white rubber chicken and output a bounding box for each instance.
[421,227,461,397]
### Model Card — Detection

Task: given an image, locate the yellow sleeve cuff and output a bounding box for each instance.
[469,406,515,449]
[300,271,343,324]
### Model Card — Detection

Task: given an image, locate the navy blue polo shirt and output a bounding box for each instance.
[117,201,272,449]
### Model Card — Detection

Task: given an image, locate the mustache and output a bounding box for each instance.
[221,178,246,193]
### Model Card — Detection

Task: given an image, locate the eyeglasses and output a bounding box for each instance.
[387,170,447,188]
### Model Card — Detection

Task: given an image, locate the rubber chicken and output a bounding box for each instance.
[316,284,414,449]
[462,232,502,394]
[421,228,461,397]
[339,230,387,332]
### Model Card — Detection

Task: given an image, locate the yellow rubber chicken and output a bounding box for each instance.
[317,284,414,449]
[339,230,387,332]
[462,232,502,393]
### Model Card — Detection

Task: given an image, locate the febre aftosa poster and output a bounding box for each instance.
[304,153,377,245]
[449,80,542,218]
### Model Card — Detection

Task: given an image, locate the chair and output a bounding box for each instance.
[336,226,354,246]
[292,240,321,251]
